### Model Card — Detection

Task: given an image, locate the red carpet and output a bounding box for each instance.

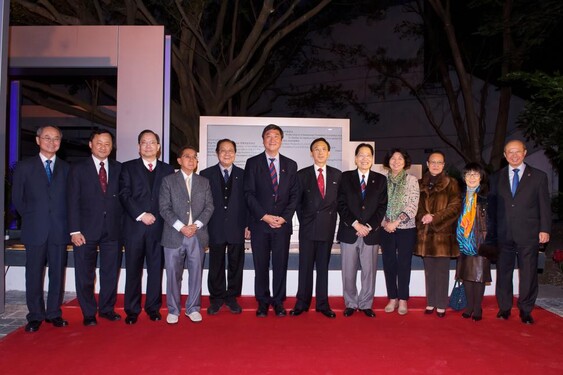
[1,296,562,374]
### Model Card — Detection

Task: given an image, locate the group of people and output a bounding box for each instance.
[12,123,551,333]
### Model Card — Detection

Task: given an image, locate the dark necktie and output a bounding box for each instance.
[99,161,108,193]
[511,168,519,197]
[223,169,230,183]
[317,168,325,199]
[360,174,366,199]
[269,158,278,199]
[45,160,53,183]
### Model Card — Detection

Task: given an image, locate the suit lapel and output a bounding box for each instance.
[35,155,50,184]
[88,158,104,195]
[231,165,242,195]
[107,159,119,193]
[514,164,533,197]
[325,167,338,201]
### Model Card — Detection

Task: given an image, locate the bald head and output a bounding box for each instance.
[504,140,527,168]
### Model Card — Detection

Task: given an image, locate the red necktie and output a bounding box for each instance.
[148,163,153,172]
[99,161,108,193]
[317,168,325,199]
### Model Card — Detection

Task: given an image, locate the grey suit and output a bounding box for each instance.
[159,171,214,315]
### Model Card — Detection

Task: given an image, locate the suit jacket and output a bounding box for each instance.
[159,171,214,249]
[12,155,70,246]
[296,165,342,242]
[489,163,551,246]
[119,158,175,242]
[200,163,247,245]
[243,152,299,235]
[67,157,123,241]
[337,169,388,246]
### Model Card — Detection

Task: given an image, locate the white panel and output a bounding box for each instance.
[9,26,119,67]
[116,26,164,161]
[5,267,502,297]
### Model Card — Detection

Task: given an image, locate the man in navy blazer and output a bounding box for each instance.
[490,140,551,324]
[67,129,123,326]
[12,125,70,332]
[119,130,174,324]
[337,143,387,318]
[244,124,299,317]
[290,138,341,319]
[200,139,249,315]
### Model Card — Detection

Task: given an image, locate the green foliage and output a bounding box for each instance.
[507,71,563,169]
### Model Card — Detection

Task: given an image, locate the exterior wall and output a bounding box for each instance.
[9,25,164,162]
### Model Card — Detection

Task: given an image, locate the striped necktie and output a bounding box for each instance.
[269,158,278,199]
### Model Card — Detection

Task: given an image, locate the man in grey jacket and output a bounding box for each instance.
[159,146,214,324]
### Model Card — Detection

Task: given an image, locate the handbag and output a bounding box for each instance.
[448,279,467,311]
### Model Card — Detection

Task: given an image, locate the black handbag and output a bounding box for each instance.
[448,279,467,311]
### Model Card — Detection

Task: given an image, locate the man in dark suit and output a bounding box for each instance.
[159,146,214,325]
[244,124,299,317]
[337,143,387,318]
[290,138,341,319]
[490,139,551,324]
[67,129,123,326]
[200,139,249,315]
[119,130,175,324]
[12,125,70,332]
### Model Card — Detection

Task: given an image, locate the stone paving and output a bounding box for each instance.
[0,291,76,339]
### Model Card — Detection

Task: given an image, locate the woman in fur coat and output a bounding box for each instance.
[415,151,461,317]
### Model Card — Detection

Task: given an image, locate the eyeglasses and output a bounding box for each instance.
[428,161,444,165]
[39,136,61,143]
[140,141,158,146]
[219,149,235,154]
[182,155,198,161]
[465,172,480,178]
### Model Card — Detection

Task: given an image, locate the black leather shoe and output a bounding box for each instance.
[274,304,287,317]
[256,303,268,318]
[317,309,336,319]
[25,320,42,332]
[207,303,223,315]
[472,315,482,322]
[45,317,69,327]
[225,300,242,314]
[424,307,435,315]
[497,310,511,320]
[361,308,376,318]
[461,312,472,319]
[125,314,138,325]
[343,307,356,317]
[148,311,162,321]
[436,309,446,318]
[289,308,307,316]
[99,311,121,321]
[520,313,534,325]
[83,316,97,326]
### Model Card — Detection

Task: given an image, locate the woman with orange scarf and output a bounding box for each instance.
[456,162,496,321]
